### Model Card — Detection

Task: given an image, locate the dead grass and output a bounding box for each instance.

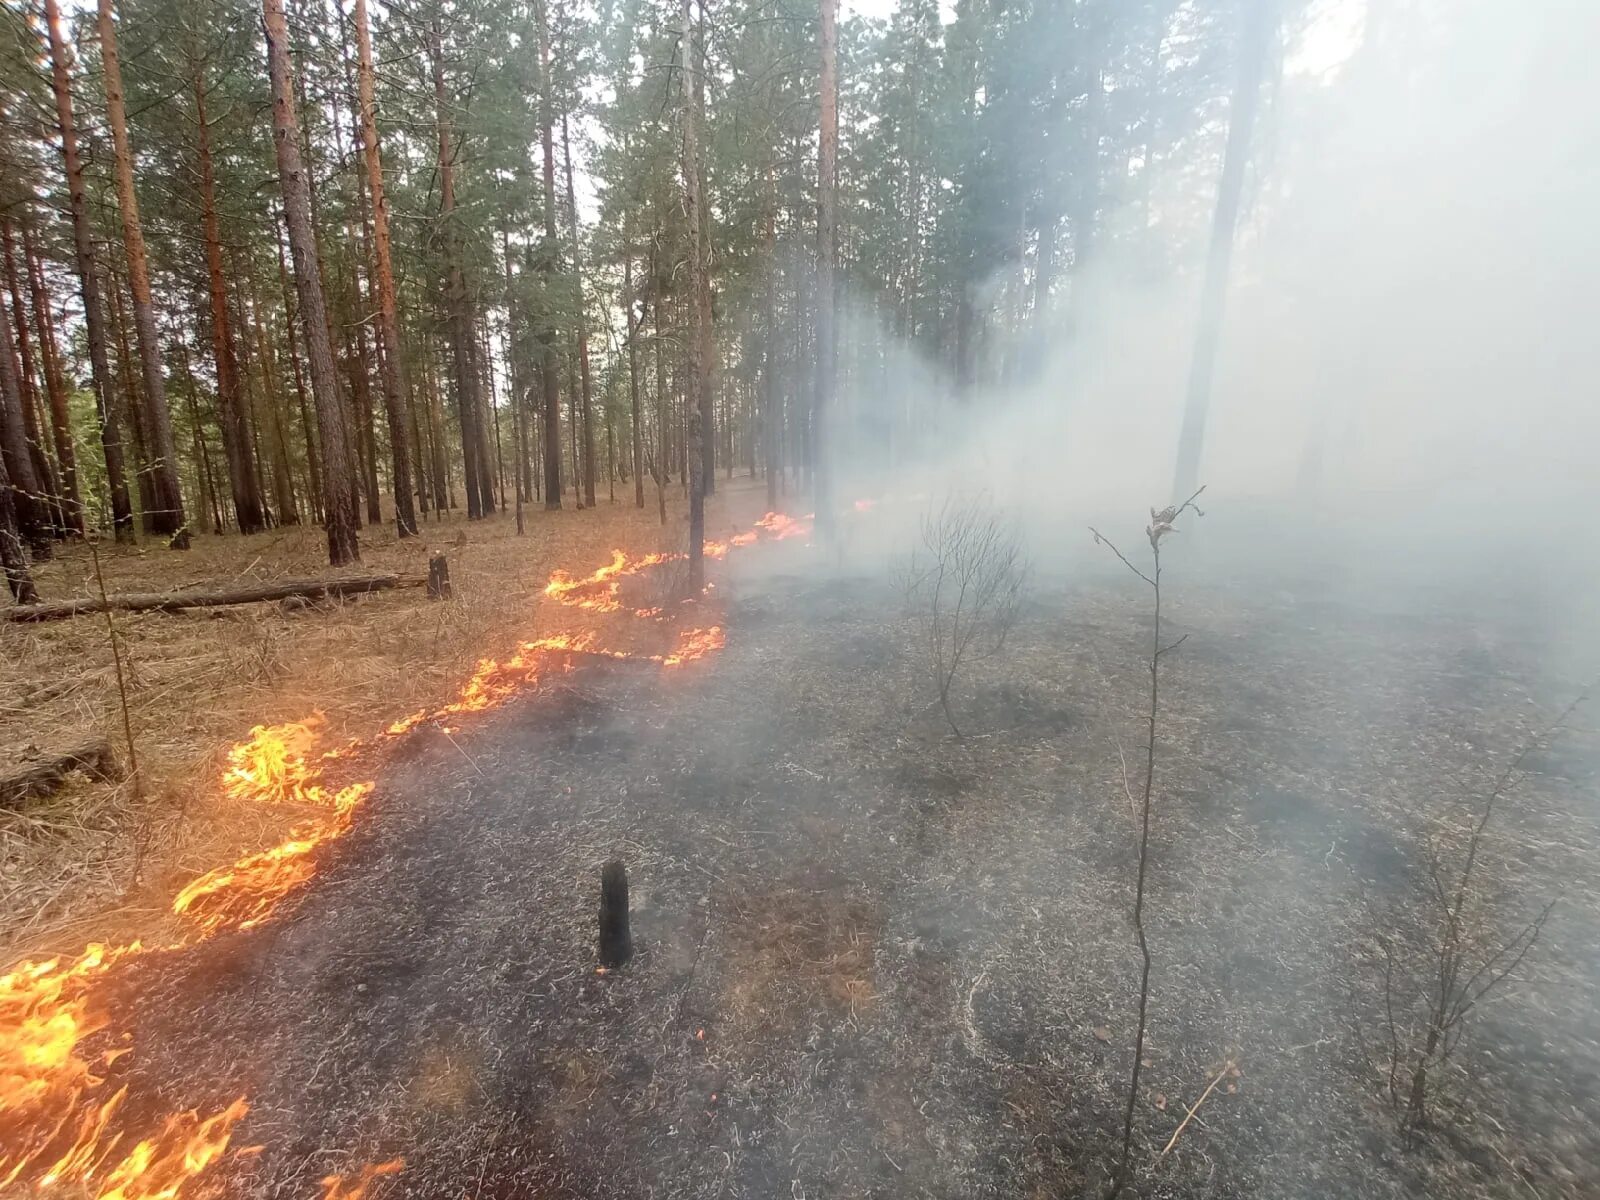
[720,885,884,1044]
[0,483,772,967]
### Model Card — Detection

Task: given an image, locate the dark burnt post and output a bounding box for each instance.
[427,552,452,600]
[598,859,633,968]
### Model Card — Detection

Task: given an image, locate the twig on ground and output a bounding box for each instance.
[1158,1060,1235,1160]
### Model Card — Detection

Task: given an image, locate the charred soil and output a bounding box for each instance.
[78,538,1600,1199]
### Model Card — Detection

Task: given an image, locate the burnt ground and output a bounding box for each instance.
[95,535,1600,1199]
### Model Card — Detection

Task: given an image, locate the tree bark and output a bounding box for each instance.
[23,218,81,532]
[42,0,134,542]
[680,0,708,590]
[275,219,322,520]
[0,280,49,555]
[428,20,491,519]
[2,215,64,539]
[1171,0,1271,502]
[0,447,36,603]
[107,265,159,528]
[625,244,645,509]
[763,166,779,512]
[354,0,416,535]
[193,52,267,534]
[98,0,188,546]
[6,573,418,623]
[560,109,597,508]
[263,0,360,564]
[536,0,564,510]
[814,0,838,539]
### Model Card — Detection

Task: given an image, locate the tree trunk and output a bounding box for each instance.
[536,0,563,510]
[7,573,418,623]
[560,109,598,508]
[763,167,779,512]
[354,0,416,535]
[429,20,490,519]
[814,0,838,539]
[107,266,159,529]
[1172,0,1271,501]
[680,0,708,589]
[2,216,64,538]
[42,0,134,542]
[98,0,188,546]
[263,0,359,564]
[349,322,382,524]
[275,219,322,520]
[0,282,49,555]
[625,246,645,509]
[23,218,82,532]
[0,448,38,602]
[193,53,267,534]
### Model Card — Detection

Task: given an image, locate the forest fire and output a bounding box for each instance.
[0,508,810,1200]
[754,511,813,540]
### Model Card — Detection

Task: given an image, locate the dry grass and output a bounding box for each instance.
[0,481,772,968]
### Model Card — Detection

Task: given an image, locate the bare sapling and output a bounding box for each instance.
[1360,689,1587,1133]
[1090,485,1205,1200]
[897,492,1028,737]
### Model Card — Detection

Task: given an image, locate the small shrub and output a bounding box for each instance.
[896,492,1028,737]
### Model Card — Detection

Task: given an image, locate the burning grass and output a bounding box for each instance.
[0,481,796,1200]
[0,486,772,965]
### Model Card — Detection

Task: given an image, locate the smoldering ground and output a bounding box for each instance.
[89,510,1600,1198]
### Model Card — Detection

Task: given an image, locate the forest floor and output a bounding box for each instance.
[0,476,765,966]
[14,494,1598,1199]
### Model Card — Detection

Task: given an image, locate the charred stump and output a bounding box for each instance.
[427,552,452,600]
[598,859,633,968]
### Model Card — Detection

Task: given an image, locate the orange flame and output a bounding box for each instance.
[0,507,795,1199]
[754,511,813,540]
[663,626,726,666]
[321,1156,404,1199]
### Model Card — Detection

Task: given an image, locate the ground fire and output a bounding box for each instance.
[0,511,807,1199]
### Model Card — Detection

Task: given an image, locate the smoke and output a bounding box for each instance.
[827,0,1600,670]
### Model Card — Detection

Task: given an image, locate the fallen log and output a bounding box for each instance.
[1,740,118,808]
[3,573,423,623]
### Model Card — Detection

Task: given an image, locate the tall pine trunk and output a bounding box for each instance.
[625,241,645,509]
[560,110,597,508]
[763,166,779,512]
[23,218,82,532]
[536,0,562,510]
[1,216,61,541]
[814,0,838,538]
[0,278,49,555]
[194,51,267,534]
[429,19,491,519]
[680,0,708,590]
[354,0,416,535]
[0,449,36,603]
[263,0,359,564]
[1171,0,1271,501]
[98,0,188,546]
[43,0,133,542]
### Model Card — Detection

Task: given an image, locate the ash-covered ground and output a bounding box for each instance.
[101,533,1600,1199]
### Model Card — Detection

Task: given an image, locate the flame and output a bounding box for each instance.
[754,510,813,540]
[0,939,249,1195]
[544,548,674,614]
[321,1156,404,1199]
[0,506,803,1198]
[663,626,726,666]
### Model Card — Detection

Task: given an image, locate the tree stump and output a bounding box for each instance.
[598,859,633,968]
[427,552,452,600]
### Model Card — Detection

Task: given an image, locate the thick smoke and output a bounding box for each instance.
[830,0,1600,669]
